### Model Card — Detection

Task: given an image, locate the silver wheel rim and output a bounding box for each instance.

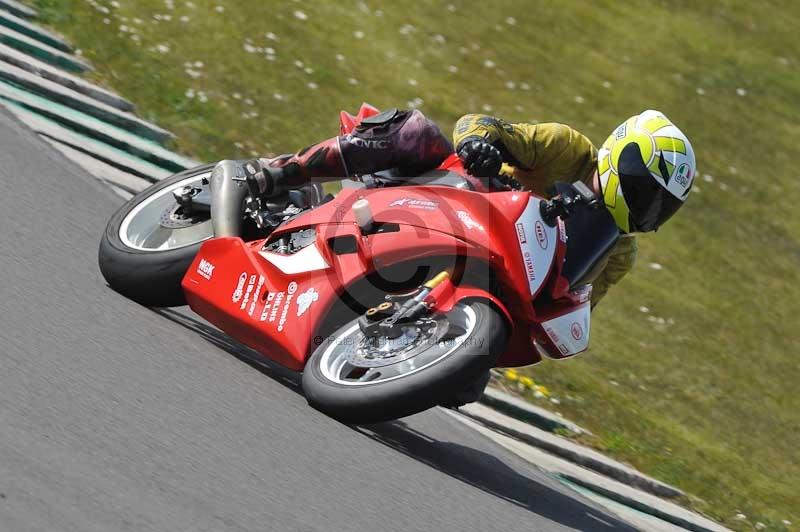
[119,173,214,251]
[318,304,477,386]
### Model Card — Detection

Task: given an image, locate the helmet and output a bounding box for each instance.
[598,110,696,233]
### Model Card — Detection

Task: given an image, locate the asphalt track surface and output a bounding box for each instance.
[0,108,638,532]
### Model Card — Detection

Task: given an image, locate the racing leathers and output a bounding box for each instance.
[243,108,453,197]
[452,114,637,305]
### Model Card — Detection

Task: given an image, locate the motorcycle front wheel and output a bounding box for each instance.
[98,164,216,307]
[302,301,507,423]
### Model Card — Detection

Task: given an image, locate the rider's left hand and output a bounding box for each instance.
[458,139,502,178]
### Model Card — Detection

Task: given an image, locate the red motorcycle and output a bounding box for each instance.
[99,104,619,423]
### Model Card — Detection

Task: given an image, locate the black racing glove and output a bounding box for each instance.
[242,158,281,198]
[457,139,502,178]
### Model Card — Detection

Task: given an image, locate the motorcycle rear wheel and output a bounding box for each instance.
[98,164,216,307]
[302,301,507,423]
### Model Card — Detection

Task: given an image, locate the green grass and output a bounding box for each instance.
[30,0,800,529]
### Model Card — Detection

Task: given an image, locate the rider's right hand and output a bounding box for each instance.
[243,158,277,197]
[457,139,502,178]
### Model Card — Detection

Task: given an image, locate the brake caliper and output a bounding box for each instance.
[358,272,452,340]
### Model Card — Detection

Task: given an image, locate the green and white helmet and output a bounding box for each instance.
[597,110,696,233]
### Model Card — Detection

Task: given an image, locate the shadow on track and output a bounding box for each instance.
[154,307,635,530]
[354,419,637,531]
[153,307,303,391]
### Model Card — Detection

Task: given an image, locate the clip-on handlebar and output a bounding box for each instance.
[539,181,601,226]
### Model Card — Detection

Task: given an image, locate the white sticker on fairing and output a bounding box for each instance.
[514,197,557,295]
[196,259,215,280]
[296,287,319,317]
[240,275,257,311]
[260,244,329,275]
[542,303,591,357]
[232,272,248,303]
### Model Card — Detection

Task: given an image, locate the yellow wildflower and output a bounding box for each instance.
[519,376,535,389]
[534,385,551,397]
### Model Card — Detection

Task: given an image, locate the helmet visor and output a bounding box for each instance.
[617,142,684,232]
[619,174,683,232]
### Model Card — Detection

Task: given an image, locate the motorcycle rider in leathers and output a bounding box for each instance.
[228,107,696,308]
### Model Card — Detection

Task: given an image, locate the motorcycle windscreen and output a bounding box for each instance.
[553,183,620,289]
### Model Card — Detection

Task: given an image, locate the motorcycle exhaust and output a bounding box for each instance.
[209,160,250,237]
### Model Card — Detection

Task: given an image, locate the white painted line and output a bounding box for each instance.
[1,98,171,180]
[41,136,151,194]
[0,79,198,171]
[0,10,70,52]
[0,24,88,73]
[0,0,37,19]
[0,59,173,143]
[0,43,132,110]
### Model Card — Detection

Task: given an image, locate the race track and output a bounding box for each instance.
[0,107,637,532]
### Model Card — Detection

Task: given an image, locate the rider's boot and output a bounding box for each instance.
[243,137,347,199]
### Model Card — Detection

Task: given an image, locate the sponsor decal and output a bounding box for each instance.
[232,272,248,303]
[558,343,570,355]
[515,222,527,244]
[258,280,298,332]
[277,292,295,332]
[197,259,215,280]
[296,287,319,317]
[389,197,439,210]
[675,163,691,187]
[571,322,583,341]
[523,251,536,281]
[457,210,484,231]
[269,292,285,323]
[248,276,265,316]
[534,221,548,250]
[259,291,277,321]
[240,275,258,310]
[345,135,390,150]
[544,325,560,343]
[558,218,568,243]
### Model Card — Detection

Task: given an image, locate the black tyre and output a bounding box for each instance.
[98,164,216,307]
[302,301,507,423]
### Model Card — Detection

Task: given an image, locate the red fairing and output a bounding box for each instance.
[183,185,549,370]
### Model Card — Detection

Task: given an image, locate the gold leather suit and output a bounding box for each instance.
[453,114,637,305]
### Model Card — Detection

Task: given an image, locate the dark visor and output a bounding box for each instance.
[617,142,683,232]
[618,175,683,232]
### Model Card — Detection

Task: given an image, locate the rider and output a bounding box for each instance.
[238,108,696,306]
